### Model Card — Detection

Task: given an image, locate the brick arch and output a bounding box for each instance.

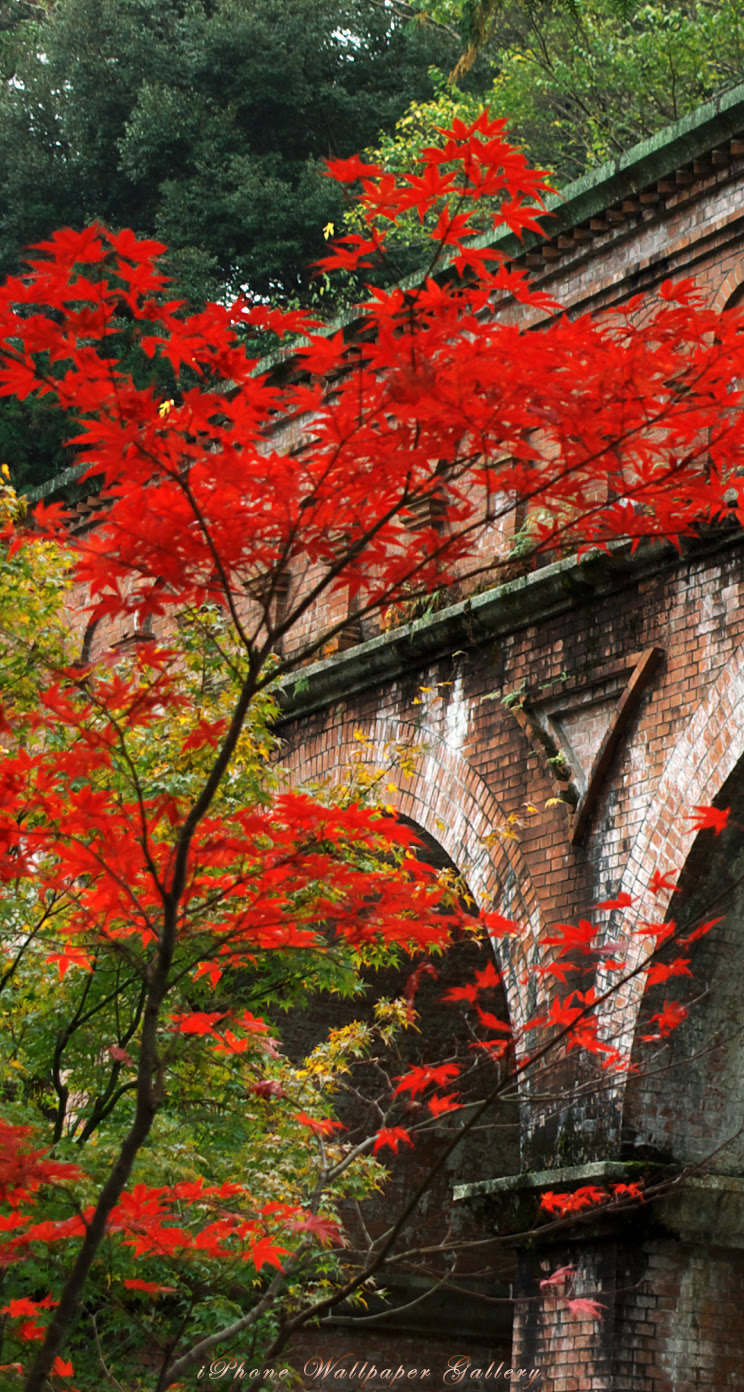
[712,264,744,312]
[279,715,543,1033]
[593,641,744,1111]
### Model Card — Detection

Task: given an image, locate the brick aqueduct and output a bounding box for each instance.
[277,86,744,1392]
[44,84,744,1392]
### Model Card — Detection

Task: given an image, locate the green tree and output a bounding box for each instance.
[0,505,461,1392]
[0,0,479,493]
[0,0,461,305]
[367,2,744,187]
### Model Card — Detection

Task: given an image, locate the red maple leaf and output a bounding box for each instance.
[593,892,634,911]
[250,1080,285,1100]
[539,1264,575,1290]
[482,912,521,938]
[2,1299,53,1318]
[51,1356,75,1377]
[471,1037,510,1060]
[294,1112,345,1136]
[476,1008,511,1034]
[649,869,677,895]
[123,1279,177,1295]
[612,1183,644,1202]
[45,943,94,980]
[18,1320,44,1342]
[541,1186,605,1216]
[325,154,383,183]
[565,1297,606,1319]
[168,1011,227,1036]
[372,1127,413,1155]
[543,920,597,955]
[530,960,581,985]
[473,961,501,990]
[211,1029,251,1055]
[681,916,724,944]
[428,1092,463,1117]
[642,1000,688,1040]
[687,804,730,835]
[392,1063,460,1097]
[645,957,692,986]
[246,1234,289,1272]
[288,1212,343,1246]
[442,982,479,1005]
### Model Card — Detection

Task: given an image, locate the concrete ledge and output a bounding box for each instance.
[455,1163,744,1252]
[276,528,744,724]
[453,1160,632,1204]
[657,1173,744,1250]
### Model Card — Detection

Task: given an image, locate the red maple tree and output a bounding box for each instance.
[0,111,740,1389]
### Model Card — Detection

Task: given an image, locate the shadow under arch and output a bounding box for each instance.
[272,789,522,1359]
[279,716,544,1035]
[587,640,744,1149]
[712,269,744,313]
[622,748,744,1173]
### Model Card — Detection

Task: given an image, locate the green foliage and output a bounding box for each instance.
[0,0,460,306]
[0,481,72,711]
[0,543,442,1387]
[484,0,744,181]
[0,0,476,491]
[343,68,489,270]
[364,2,744,192]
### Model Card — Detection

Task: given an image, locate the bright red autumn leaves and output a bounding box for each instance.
[0,108,739,1387]
[2,121,744,640]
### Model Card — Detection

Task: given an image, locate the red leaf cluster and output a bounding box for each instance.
[0,107,738,1385]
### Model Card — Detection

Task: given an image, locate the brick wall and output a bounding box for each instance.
[59,122,744,1390]
[277,530,744,1387]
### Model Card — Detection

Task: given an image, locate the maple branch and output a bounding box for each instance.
[175,470,253,654]
[160,1263,291,1389]
[90,1312,126,1392]
[0,895,63,995]
[51,964,97,1143]
[23,899,176,1390]
[343,1256,457,1324]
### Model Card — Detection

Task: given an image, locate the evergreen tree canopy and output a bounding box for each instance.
[0,0,460,304]
[0,0,466,491]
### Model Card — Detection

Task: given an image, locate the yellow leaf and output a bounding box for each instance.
[322,221,335,240]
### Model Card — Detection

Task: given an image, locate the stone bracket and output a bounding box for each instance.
[511,647,664,844]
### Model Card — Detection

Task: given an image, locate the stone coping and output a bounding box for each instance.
[275,528,744,724]
[452,1160,632,1203]
[454,1162,744,1250]
[454,1163,744,1206]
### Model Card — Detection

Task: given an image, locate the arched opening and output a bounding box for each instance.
[623,755,744,1173]
[280,815,521,1370]
[607,755,744,1387]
